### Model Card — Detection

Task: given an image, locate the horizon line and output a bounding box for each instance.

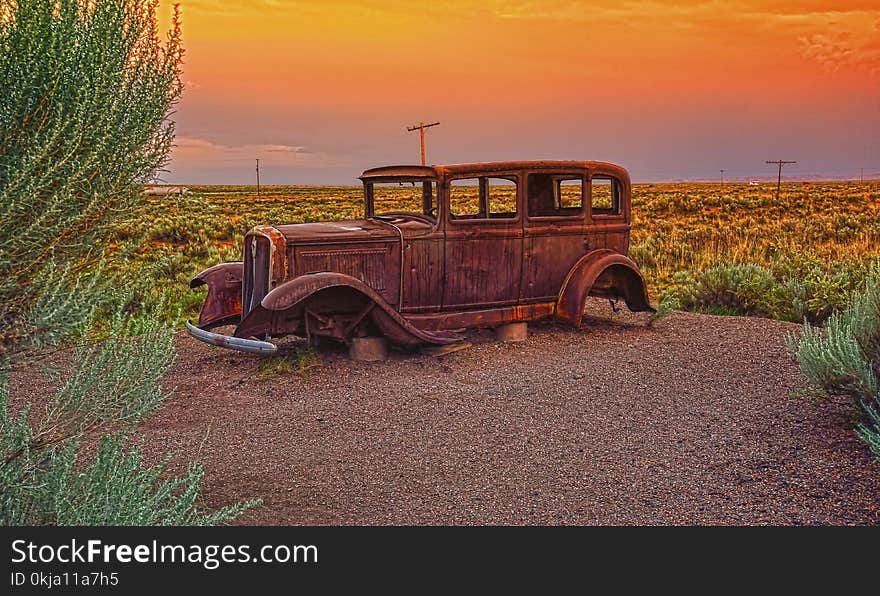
[149,175,880,187]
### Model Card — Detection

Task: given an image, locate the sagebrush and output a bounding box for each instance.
[788,265,880,458]
[123,182,880,327]
[0,0,257,525]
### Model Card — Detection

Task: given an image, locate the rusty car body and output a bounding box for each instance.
[187,161,653,354]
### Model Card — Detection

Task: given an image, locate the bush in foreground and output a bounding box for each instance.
[787,265,880,458]
[0,0,257,525]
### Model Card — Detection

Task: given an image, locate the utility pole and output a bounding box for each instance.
[860,167,864,183]
[406,121,440,166]
[256,158,261,196]
[765,160,796,201]
[720,169,725,184]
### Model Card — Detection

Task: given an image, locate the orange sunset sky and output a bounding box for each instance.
[157,1,880,184]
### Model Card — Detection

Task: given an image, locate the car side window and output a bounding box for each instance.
[591,176,622,216]
[527,174,583,217]
[449,179,481,218]
[449,177,518,220]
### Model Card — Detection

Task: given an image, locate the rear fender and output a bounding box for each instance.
[556,249,654,327]
[190,262,243,329]
[235,272,461,347]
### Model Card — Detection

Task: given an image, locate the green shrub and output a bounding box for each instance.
[0,0,256,525]
[662,260,868,323]
[663,263,779,317]
[5,434,259,526]
[647,294,679,326]
[788,265,880,459]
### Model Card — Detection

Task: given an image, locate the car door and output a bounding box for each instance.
[442,174,523,309]
[400,182,444,312]
[521,171,588,302]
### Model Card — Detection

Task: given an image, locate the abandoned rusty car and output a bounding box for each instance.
[186,161,654,355]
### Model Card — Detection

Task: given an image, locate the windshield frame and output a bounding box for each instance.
[363,176,438,218]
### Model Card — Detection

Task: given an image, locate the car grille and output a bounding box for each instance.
[242,234,271,319]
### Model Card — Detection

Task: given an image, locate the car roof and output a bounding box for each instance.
[359,160,629,181]
[359,165,437,180]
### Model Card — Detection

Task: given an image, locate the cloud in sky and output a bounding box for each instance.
[173,136,316,163]
[800,32,855,71]
[163,136,355,184]
[160,1,880,183]
[797,11,880,75]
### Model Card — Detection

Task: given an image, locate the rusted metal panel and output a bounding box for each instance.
[275,219,398,244]
[187,160,653,354]
[443,225,523,309]
[584,221,630,259]
[251,225,288,285]
[190,262,243,329]
[556,249,654,327]
[360,165,437,180]
[235,272,462,347]
[293,241,400,306]
[522,223,587,302]
[401,236,444,312]
[408,302,556,331]
[241,225,288,320]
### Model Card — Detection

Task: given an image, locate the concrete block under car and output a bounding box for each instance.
[495,322,528,343]
[349,336,388,361]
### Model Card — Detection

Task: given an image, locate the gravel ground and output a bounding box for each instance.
[11,307,872,525]
[123,309,879,525]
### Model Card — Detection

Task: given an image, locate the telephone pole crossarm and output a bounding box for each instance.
[406,121,440,132]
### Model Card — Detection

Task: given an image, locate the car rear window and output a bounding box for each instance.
[527,174,584,217]
[591,176,622,216]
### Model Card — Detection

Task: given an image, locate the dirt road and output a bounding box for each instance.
[140,311,880,525]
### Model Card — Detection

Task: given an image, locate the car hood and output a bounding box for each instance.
[274,219,401,245]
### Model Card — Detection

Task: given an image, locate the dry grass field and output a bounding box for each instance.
[124,181,880,325]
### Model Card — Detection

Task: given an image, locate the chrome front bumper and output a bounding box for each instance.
[185,320,277,355]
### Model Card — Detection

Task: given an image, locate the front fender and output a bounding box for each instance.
[556,249,654,327]
[190,262,243,329]
[235,272,462,347]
